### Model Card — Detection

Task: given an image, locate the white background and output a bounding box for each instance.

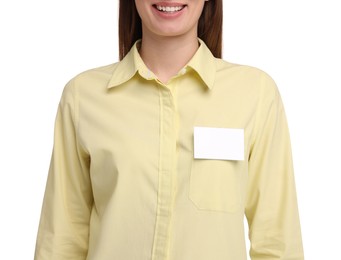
[1,0,340,259]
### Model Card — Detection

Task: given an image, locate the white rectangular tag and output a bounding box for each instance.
[194,127,244,161]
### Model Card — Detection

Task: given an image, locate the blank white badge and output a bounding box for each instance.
[194,127,244,161]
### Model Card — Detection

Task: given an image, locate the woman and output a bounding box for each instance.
[35,0,304,259]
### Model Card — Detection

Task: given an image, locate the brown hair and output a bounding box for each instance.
[119,0,223,60]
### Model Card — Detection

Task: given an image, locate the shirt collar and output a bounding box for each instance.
[107,38,216,90]
[187,38,216,90]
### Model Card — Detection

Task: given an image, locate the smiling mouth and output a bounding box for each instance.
[153,4,186,13]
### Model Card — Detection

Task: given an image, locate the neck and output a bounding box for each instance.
[139,32,199,84]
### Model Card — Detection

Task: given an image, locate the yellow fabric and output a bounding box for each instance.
[35,39,304,260]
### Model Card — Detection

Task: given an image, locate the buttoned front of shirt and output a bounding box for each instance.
[35,39,304,260]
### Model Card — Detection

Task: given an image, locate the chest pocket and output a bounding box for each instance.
[189,159,242,213]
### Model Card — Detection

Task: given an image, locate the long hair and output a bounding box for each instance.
[119,0,223,60]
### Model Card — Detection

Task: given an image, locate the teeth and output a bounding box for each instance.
[156,5,184,12]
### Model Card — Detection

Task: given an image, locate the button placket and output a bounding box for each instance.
[151,82,177,260]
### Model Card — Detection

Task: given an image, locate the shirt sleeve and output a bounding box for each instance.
[35,80,93,260]
[245,73,304,259]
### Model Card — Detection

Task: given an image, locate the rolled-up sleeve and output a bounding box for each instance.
[35,80,93,260]
[246,73,304,259]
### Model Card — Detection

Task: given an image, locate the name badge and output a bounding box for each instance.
[194,127,244,161]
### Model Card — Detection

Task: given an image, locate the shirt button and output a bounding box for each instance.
[180,68,187,75]
[141,69,152,79]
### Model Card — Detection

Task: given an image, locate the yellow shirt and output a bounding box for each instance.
[35,39,304,260]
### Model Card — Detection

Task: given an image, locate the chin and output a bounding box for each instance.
[153,26,190,37]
